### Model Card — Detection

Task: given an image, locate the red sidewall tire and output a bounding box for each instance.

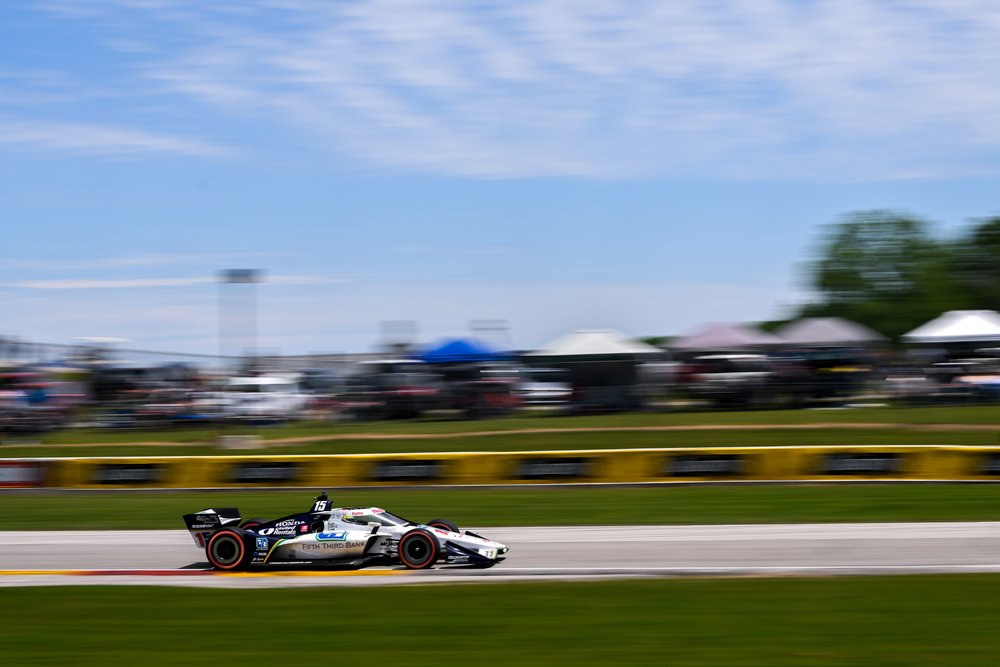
[427,519,459,534]
[397,529,439,570]
[207,528,248,571]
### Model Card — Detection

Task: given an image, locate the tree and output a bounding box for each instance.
[951,217,1000,312]
[800,211,968,340]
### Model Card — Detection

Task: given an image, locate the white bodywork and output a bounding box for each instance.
[258,506,507,566]
[185,502,509,569]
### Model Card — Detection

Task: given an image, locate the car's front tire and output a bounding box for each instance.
[397,529,439,570]
[206,528,251,571]
[426,518,459,533]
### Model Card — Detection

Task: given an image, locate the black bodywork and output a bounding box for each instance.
[182,494,387,568]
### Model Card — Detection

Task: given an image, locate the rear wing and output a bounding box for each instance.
[182,508,242,548]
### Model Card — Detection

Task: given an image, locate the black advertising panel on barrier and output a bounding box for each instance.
[369,459,445,483]
[514,457,593,481]
[7,446,984,489]
[0,461,46,488]
[91,463,164,485]
[662,454,747,478]
[818,453,903,475]
[229,461,301,485]
[980,452,1000,475]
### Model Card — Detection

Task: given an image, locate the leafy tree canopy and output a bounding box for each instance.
[799,210,993,340]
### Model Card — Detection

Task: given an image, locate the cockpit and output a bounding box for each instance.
[336,508,414,528]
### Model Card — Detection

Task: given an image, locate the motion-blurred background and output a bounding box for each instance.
[7,210,1000,434]
[5,3,1000,664]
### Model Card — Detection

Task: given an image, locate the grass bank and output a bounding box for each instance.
[4,425,1000,458]
[3,484,1000,530]
[2,576,998,665]
[14,403,1000,447]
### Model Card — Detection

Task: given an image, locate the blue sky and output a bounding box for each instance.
[3,1,1000,355]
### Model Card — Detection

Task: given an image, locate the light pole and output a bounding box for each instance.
[379,320,417,357]
[218,269,263,371]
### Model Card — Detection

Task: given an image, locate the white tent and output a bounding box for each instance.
[670,323,781,351]
[526,330,662,410]
[902,310,1000,343]
[777,317,885,346]
[527,330,661,358]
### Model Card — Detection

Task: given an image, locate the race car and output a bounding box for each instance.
[182,493,509,571]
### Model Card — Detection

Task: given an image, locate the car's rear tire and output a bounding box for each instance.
[206,528,251,571]
[397,529,439,570]
[427,518,459,533]
[240,517,268,531]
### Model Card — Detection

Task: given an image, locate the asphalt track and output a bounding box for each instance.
[2,523,1000,587]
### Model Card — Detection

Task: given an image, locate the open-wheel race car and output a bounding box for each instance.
[182,493,509,571]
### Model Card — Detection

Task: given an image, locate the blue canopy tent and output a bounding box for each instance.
[415,338,507,364]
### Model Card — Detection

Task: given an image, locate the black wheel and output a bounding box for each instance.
[397,529,439,570]
[427,518,459,534]
[206,528,251,571]
[240,517,268,531]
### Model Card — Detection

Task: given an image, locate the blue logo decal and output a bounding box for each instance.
[316,532,347,541]
[256,537,269,550]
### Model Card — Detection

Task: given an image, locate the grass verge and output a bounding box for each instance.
[4,425,1000,458]
[11,403,1000,448]
[3,484,1000,530]
[1,576,999,665]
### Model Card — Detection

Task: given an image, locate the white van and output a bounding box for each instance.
[221,376,310,419]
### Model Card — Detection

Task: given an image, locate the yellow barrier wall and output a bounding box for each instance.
[20,445,1000,489]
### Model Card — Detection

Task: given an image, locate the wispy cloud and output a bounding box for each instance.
[0,252,286,271]
[267,275,351,286]
[2,275,346,290]
[0,118,234,158]
[23,1,1000,178]
[3,277,215,290]
[382,243,522,256]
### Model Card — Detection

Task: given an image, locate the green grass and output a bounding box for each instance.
[2,577,999,665]
[18,403,1000,446]
[4,484,1000,530]
[5,426,1000,458]
[2,403,1000,458]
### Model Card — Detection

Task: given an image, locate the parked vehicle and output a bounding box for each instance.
[681,354,775,408]
[515,367,572,406]
[339,360,443,419]
[436,362,519,418]
[927,358,1000,402]
[212,375,311,421]
[0,372,74,434]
